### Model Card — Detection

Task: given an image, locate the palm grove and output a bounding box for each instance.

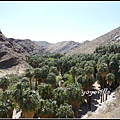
[0,44,120,118]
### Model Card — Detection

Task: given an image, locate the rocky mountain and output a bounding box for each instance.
[34,41,51,47]
[1,25,120,69]
[69,26,120,55]
[0,30,44,69]
[34,41,81,54]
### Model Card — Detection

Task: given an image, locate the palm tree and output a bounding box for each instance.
[55,59,62,75]
[70,66,77,83]
[12,77,30,108]
[105,73,115,87]
[66,84,84,118]
[97,62,109,102]
[37,99,58,118]
[0,76,10,91]
[77,75,94,111]
[25,68,34,90]
[20,90,40,118]
[49,66,59,76]
[33,68,41,91]
[46,72,56,89]
[54,87,68,107]
[84,63,94,111]
[56,103,75,118]
[1,90,16,118]
[38,83,54,100]
[40,66,49,83]
[105,73,115,100]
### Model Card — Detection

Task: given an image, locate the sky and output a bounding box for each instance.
[0,1,120,43]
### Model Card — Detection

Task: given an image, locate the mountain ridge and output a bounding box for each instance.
[1,25,120,69]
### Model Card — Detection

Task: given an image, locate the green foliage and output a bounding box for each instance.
[0,101,8,118]
[77,75,95,87]
[21,90,40,112]
[49,66,59,76]
[94,44,120,54]
[12,78,30,105]
[66,84,84,104]
[105,73,115,83]
[46,72,56,84]
[37,99,58,116]
[62,74,73,87]
[97,62,109,77]
[54,87,68,106]
[38,83,54,100]
[56,103,75,118]
[70,66,77,75]
[84,66,94,76]
[25,68,34,79]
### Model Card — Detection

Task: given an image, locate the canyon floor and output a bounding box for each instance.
[0,62,120,119]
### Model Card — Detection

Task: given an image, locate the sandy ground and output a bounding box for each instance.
[0,62,29,78]
[81,92,115,119]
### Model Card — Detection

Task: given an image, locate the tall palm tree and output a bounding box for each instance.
[84,62,94,111]
[46,72,56,89]
[40,66,49,83]
[33,68,41,91]
[12,77,30,108]
[70,66,77,83]
[105,73,115,100]
[66,84,84,118]
[25,68,34,90]
[97,62,109,102]
[20,90,40,118]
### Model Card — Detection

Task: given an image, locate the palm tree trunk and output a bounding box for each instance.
[72,74,76,83]
[100,78,103,103]
[51,83,56,89]
[102,77,105,102]
[30,77,32,90]
[2,85,8,91]
[35,78,38,91]
[7,108,13,118]
[68,100,79,118]
[22,110,35,118]
[40,114,49,118]
[88,78,91,111]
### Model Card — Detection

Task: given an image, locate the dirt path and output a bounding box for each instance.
[80,80,115,118]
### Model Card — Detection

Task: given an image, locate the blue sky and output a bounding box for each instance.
[0,1,120,43]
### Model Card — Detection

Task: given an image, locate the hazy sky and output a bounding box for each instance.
[0,1,120,43]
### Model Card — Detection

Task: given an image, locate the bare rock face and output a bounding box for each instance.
[69,26,120,55]
[0,30,44,69]
[39,41,81,54]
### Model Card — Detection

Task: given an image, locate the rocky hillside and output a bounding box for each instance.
[69,26,120,55]
[40,41,81,54]
[0,30,44,69]
[34,41,51,47]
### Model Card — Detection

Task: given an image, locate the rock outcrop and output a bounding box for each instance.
[0,30,44,69]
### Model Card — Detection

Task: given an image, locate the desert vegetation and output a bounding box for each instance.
[0,44,120,118]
